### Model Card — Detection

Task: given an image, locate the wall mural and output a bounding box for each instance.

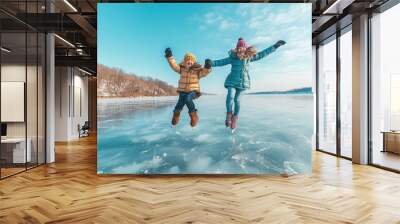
[97,3,313,174]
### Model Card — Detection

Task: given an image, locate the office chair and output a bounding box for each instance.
[78,121,90,138]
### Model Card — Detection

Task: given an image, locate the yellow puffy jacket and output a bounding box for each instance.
[167,56,211,93]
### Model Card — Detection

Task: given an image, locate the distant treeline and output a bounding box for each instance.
[97,64,177,97]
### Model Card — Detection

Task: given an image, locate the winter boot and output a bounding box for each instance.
[225,112,233,127]
[231,115,238,130]
[171,111,180,126]
[189,111,199,127]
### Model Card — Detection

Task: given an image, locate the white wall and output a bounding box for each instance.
[55,66,70,141]
[1,65,26,139]
[55,67,89,141]
[1,64,26,81]
[1,63,46,164]
[73,73,89,137]
[1,65,39,138]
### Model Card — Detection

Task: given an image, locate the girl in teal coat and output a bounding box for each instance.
[205,38,286,129]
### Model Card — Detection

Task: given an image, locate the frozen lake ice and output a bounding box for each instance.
[97,94,313,174]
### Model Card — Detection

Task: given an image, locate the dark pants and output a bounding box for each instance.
[174,91,197,113]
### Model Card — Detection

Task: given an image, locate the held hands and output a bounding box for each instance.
[205,59,212,69]
[274,40,286,48]
[165,48,173,58]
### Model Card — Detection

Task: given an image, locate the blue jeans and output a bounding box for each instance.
[174,91,197,113]
[226,87,244,116]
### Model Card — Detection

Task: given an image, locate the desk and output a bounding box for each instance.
[1,138,31,163]
[382,131,400,154]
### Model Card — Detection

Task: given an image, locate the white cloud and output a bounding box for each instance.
[201,11,239,31]
[249,35,273,46]
[242,5,312,86]
[195,4,312,92]
[219,19,238,30]
[241,4,310,29]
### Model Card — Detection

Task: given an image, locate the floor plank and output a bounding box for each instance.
[1,135,400,224]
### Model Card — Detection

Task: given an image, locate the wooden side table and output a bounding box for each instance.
[381,131,400,154]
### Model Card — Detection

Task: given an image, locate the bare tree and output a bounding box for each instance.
[97,64,177,97]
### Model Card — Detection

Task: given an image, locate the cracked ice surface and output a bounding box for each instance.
[97,95,313,174]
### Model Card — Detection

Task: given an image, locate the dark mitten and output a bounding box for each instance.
[274,40,286,48]
[205,59,212,69]
[165,48,173,58]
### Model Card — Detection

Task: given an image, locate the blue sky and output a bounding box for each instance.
[98,3,312,94]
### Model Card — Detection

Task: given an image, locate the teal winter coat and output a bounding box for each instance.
[211,45,277,90]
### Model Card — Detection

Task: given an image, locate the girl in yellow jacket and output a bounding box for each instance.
[164,48,212,127]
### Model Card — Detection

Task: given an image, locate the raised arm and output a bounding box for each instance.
[250,45,276,62]
[211,57,231,67]
[167,57,180,73]
[165,48,180,73]
[250,40,286,62]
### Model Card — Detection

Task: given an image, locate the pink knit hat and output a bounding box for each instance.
[236,38,247,49]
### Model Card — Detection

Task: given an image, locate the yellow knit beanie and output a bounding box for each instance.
[184,53,197,63]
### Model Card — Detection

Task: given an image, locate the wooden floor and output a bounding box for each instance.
[373,151,400,171]
[1,136,400,224]
[1,167,26,178]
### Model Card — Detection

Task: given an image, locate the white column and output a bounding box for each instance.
[352,14,369,164]
[46,33,55,163]
[45,0,56,163]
